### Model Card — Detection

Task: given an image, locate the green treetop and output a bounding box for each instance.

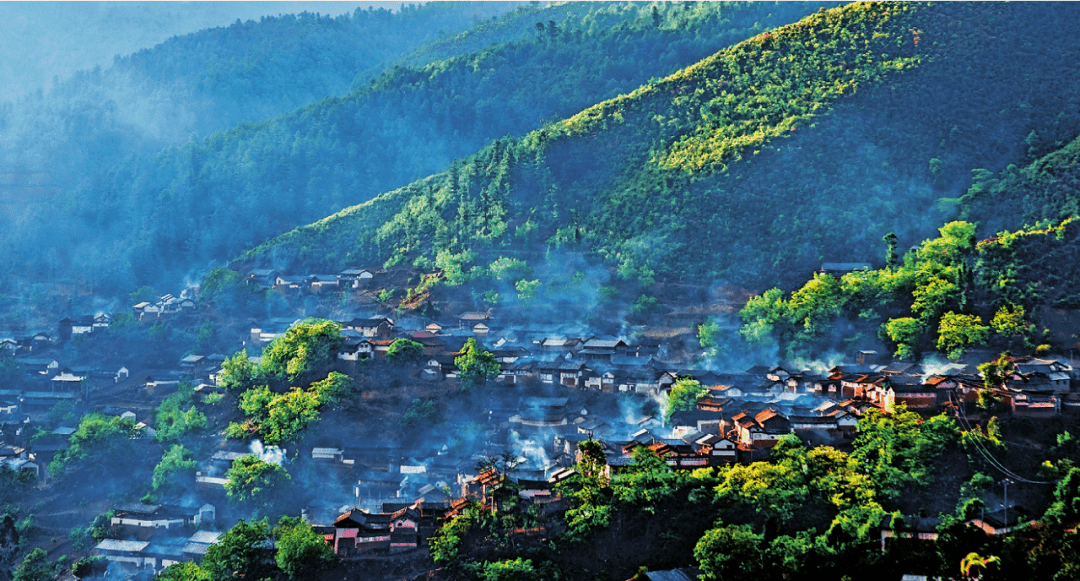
[48,413,142,478]
[386,338,425,362]
[273,516,335,578]
[154,562,209,581]
[260,318,343,383]
[694,524,765,581]
[455,337,500,390]
[937,311,989,360]
[12,549,56,581]
[218,349,258,394]
[663,378,708,424]
[223,455,291,509]
[201,519,273,581]
[152,444,197,493]
[154,384,208,444]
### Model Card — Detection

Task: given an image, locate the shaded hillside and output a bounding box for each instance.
[0,1,406,102]
[2,1,821,292]
[245,2,1080,294]
[975,217,1080,311]
[0,2,520,178]
[727,127,1080,363]
[961,133,1080,236]
[393,1,827,75]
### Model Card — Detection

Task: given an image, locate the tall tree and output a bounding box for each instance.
[202,519,274,581]
[260,319,343,383]
[218,349,258,394]
[663,378,708,424]
[455,338,500,390]
[576,438,609,485]
[694,524,765,581]
[1044,466,1080,524]
[273,516,335,579]
[11,549,55,581]
[224,455,291,509]
[883,231,899,269]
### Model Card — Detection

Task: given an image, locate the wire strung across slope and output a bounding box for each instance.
[949,391,1057,485]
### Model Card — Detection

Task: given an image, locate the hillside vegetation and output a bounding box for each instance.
[961,133,1080,236]
[738,116,1080,359]
[245,2,1080,298]
[1,3,519,172]
[0,1,822,293]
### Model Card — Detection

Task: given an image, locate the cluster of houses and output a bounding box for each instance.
[132,288,200,321]
[245,268,381,294]
[0,342,131,417]
[90,502,219,575]
[1,331,56,355]
[200,312,1080,544]
[1,406,160,482]
[0,436,38,478]
[57,313,113,341]
[286,310,1079,425]
[313,501,452,555]
[284,352,1077,558]
[7,268,1080,570]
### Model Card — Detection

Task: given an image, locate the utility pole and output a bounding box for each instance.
[1001,478,1014,531]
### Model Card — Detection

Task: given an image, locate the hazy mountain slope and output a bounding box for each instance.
[104,3,523,135]
[0,1,396,103]
[0,2,521,178]
[392,1,823,75]
[244,2,1080,293]
[3,1,821,292]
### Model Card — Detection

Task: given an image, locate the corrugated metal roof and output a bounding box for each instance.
[188,530,221,544]
[182,543,210,555]
[95,539,149,553]
[646,568,700,581]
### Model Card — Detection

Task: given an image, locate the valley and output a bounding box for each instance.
[4,2,1080,581]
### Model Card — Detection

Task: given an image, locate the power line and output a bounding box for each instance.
[950,391,1057,485]
[952,392,1038,482]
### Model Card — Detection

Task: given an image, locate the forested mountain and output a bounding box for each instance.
[962,134,1080,311]
[245,1,1080,299]
[0,1,400,102]
[0,1,823,292]
[0,2,520,179]
[731,100,1080,362]
[961,133,1080,236]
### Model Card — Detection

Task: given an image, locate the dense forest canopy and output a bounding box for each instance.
[246,1,1080,301]
[0,1,825,296]
[0,1,420,102]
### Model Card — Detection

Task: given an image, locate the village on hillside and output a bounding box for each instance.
[2,265,1078,577]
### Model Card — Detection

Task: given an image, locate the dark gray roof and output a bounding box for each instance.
[821,262,872,271]
[94,539,149,553]
[113,503,161,515]
[521,397,569,408]
[644,568,701,581]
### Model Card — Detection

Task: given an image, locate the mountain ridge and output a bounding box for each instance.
[243,1,1080,298]
[0,1,823,293]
